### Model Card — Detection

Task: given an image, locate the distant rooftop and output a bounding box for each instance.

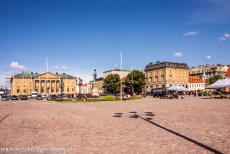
[103,68,130,73]
[145,61,189,71]
[190,64,228,69]
[12,72,76,79]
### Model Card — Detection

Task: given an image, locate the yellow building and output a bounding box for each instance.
[95,77,104,94]
[11,72,77,95]
[144,61,189,92]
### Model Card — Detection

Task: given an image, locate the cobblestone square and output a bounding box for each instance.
[0,97,229,153]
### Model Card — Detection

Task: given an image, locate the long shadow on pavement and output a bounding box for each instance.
[114,112,223,154]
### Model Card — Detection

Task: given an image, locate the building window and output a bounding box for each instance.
[67,88,69,92]
[23,89,26,93]
[17,89,20,93]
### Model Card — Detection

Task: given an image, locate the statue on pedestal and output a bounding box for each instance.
[91,69,99,96]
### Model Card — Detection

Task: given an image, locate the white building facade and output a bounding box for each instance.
[103,69,130,79]
[79,83,91,94]
[187,76,206,91]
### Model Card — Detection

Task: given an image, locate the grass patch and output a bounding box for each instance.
[49,95,142,103]
[130,95,142,100]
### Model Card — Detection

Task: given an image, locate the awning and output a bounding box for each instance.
[206,78,230,89]
[167,85,187,91]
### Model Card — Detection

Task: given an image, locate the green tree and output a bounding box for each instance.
[103,74,120,94]
[208,75,223,85]
[125,70,145,94]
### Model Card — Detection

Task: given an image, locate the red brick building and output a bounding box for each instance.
[226,68,230,78]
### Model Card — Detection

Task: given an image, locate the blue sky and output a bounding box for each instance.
[0,0,230,86]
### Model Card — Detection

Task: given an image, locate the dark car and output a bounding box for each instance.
[47,94,58,100]
[20,95,28,100]
[11,95,19,100]
[36,94,43,100]
[51,95,57,99]
[1,95,10,101]
[152,89,166,98]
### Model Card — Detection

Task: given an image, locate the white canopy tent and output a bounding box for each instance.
[167,85,188,91]
[207,78,230,89]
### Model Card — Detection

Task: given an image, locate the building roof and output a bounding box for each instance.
[145,61,189,71]
[12,72,76,79]
[189,76,204,83]
[103,69,130,73]
[13,72,39,78]
[96,77,104,81]
[190,64,228,69]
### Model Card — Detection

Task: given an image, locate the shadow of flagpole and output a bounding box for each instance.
[137,115,223,154]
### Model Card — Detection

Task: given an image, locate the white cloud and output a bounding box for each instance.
[10,61,28,71]
[173,52,183,57]
[206,55,212,60]
[53,65,68,70]
[67,69,93,83]
[0,76,6,88]
[0,70,16,88]
[219,33,230,41]
[183,31,199,37]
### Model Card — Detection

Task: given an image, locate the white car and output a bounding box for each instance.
[31,92,38,98]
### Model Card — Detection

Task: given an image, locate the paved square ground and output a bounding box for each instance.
[0,97,229,154]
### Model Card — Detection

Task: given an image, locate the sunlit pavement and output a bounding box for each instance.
[0,97,229,153]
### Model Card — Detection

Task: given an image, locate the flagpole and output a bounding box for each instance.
[46,56,48,95]
[120,52,123,101]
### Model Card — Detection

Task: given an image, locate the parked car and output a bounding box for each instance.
[1,95,10,101]
[152,88,166,98]
[36,94,43,100]
[47,95,57,100]
[11,95,19,100]
[42,94,48,98]
[31,92,38,98]
[20,95,28,100]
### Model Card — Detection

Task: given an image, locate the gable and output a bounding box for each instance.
[35,72,59,79]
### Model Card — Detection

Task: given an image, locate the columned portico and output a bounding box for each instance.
[11,72,77,95]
